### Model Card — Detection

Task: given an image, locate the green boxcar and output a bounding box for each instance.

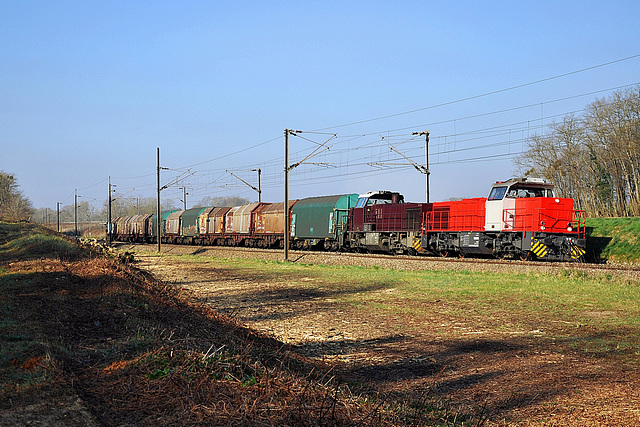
[181,207,208,237]
[150,210,178,238]
[291,194,358,248]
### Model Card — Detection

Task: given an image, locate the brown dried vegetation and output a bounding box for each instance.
[0,225,401,426]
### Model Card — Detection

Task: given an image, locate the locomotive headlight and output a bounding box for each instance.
[540,220,546,231]
[567,222,573,232]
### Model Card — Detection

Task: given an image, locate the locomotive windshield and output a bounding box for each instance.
[488,186,507,200]
[356,191,404,207]
[506,187,554,198]
[488,179,556,200]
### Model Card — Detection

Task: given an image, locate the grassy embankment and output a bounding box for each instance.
[586,216,640,263]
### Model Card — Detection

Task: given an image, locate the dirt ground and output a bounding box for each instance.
[138,249,640,426]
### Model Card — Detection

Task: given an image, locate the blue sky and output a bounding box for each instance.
[2,1,640,209]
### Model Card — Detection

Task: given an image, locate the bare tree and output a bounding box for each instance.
[517,86,640,217]
[0,172,34,221]
[194,196,251,208]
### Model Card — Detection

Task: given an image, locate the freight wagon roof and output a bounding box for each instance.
[293,194,358,209]
[262,201,297,213]
[199,206,215,216]
[233,202,262,216]
[253,203,274,215]
[227,206,242,215]
[132,213,153,223]
[181,207,207,225]
[209,207,231,217]
[160,210,178,220]
[167,210,185,220]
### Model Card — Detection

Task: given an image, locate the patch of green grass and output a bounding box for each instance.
[586,217,640,263]
[0,223,84,262]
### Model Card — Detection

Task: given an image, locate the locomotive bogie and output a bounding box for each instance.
[344,230,418,254]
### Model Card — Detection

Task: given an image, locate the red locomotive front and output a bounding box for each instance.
[420,177,586,260]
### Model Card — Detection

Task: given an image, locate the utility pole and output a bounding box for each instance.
[108,176,112,244]
[423,131,430,203]
[57,202,60,233]
[157,147,161,253]
[250,169,262,203]
[284,129,290,261]
[155,148,190,251]
[180,187,188,210]
[412,131,431,203]
[228,170,261,203]
[283,129,330,260]
[74,189,78,238]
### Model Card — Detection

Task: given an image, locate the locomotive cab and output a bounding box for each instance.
[355,191,404,207]
[485,177,555,231]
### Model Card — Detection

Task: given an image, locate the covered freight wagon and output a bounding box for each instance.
[254,201,296,234]
[130,214,153,242]
[227,203,264,234]
[149,210,177,240]
[164,210,184,242]
[252,201,296,248]
[204,207,231,235]
[291,194,358,250]
[181,207,208,241]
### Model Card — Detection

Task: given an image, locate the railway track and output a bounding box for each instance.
[116,242,640,279]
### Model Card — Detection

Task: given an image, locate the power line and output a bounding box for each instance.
[311,54,640,131]
[86,74,640,204]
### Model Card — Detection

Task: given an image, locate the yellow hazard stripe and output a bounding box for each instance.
[412,236,422,251]
[531,238,547,258]
[570,244,585,259]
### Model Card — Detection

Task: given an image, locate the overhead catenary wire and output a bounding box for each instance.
[309,54,640,132]
[61,54,640,207]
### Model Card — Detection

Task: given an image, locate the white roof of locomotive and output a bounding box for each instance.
[491,177,554,188]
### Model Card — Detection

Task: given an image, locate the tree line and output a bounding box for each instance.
[31,195,251,226]
[517,86,640,217]
[0,172,34,221]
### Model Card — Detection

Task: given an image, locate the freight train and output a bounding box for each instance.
[109,177,586,261]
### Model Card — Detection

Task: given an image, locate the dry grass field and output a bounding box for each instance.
[2,223,640,425]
